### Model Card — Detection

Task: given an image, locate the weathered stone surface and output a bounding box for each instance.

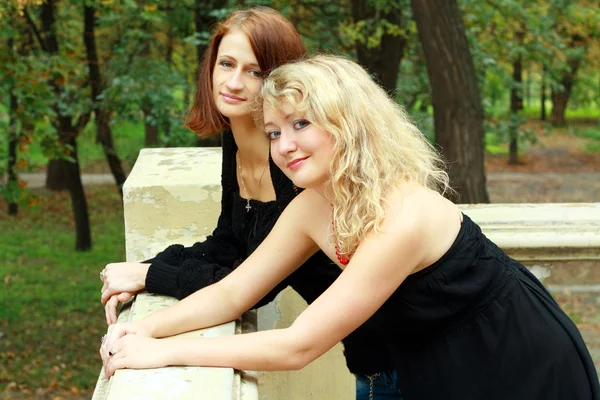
[460,203,600,263]
[92,148,256,400]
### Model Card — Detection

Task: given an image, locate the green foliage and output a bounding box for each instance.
[3,120,145,172]
[0,185,125,392]
[483,114,540,156]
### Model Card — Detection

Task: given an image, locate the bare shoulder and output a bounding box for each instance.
[380,183,462,269]
[386,182,458,224]
[285,189,328,216]
[279,189,329,232]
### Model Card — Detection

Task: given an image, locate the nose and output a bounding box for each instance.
[225,68,244,92]
[277,131,297,156]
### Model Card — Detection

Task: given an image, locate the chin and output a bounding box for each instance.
[290,177,321,190]
[216,103,249,119]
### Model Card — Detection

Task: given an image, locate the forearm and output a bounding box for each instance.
[142,282,242,338]
[169,328,310,371]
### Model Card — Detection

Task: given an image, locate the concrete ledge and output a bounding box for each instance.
[460,203,600,263]
[92,148,257,400]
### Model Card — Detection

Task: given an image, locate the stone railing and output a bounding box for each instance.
[92,147,600,400]
[91,148,257,400]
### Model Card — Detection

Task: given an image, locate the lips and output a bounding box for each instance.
[287,157,308,171]
[221,93,245,103]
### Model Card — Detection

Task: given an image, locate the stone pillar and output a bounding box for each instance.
[91,148,257,400]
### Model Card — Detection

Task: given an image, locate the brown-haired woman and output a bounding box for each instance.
[98,7,400,400]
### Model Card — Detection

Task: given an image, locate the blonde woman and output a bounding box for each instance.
[100,55,600,399]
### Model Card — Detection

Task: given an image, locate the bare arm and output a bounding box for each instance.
[166,202,430,371]
[101,191,319,361]
[104,189,459,375]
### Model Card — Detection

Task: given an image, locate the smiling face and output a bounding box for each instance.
[212,28,263,120]
[264,104,335,189]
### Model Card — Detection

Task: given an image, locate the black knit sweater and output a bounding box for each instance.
[144,130,392,375]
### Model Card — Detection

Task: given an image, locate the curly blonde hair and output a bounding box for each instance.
[257,55,451,257]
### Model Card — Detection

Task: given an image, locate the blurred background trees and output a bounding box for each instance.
[1,1,599,394]
[1,0,599,247]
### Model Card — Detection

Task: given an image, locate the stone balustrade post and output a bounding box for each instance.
[92,148,257,400]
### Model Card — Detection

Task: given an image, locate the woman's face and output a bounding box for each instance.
[212,28,263,120]
[264,103,335,189]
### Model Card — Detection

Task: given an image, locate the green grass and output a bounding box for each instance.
[520,105,600,120]
[0,185,125,393]
[567,126,600,153]
[569,127,600,141]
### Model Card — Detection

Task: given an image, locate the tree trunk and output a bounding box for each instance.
[184,76,191,112]
[84,3,126,197]
[550,90,570,126]
[550,49,585,126]
[41,0,92,250]
[144,111,159,147]
[410,0,489,203]
[524,71,530,108]
[97,109,127,194]
[41,0,71,191]
[351,0,407,94]
[46,160,70,190]
[508,31,524,165]
[163,31,174,144]
[8,91,18,216]
[63,132,92,251]
[541,65,547,121]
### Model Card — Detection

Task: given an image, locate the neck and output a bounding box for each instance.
[314,184,331,202]
[230,116,270,169]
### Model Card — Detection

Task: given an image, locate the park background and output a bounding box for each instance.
[0,0,599,398]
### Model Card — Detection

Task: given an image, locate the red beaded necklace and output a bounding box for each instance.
[330,205,351,265]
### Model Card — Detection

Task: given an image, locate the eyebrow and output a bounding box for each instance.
[264,112,296,127]
[218,54,260,69]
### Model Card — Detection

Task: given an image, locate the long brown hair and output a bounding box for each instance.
[186,6,306,137]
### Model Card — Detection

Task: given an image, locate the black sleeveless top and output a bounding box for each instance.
[367,214,600,399]
[145,130,393,375]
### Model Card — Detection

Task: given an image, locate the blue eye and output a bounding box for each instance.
[293,120,310,129]
[267,130,281,140]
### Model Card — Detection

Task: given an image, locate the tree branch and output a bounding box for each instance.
[23,7,48,52]
[76,112,92,134]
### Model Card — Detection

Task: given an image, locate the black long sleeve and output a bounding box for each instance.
[144,132,240,300]
[141,132,393,376]
[144,132,342,309]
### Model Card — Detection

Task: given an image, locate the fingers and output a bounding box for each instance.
[105,296,119,325]
[101,285,117,305]
[105,353,127,378]
[99,263,145,305]
[100,271,116,305]
[102,336,125,377]
[117,292,133,303]
[100,324,125,364]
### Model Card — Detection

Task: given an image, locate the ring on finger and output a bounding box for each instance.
[101,334,107,344]
[100,269,106,280]
[109,349,115,357]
